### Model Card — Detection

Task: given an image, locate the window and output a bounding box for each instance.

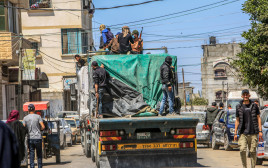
[30,0,52,9]
[0,0,5,31]
[8,1,19,34]
[31,42,39,55]
[61,29,88,55]
[215,69,226,77]
[215,91,227,100]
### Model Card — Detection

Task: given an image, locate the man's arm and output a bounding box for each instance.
[234,117,239,141]
[40,122,45,130]
[257,115,263,139]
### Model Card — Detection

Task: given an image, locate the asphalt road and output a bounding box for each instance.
[43,144,268,168]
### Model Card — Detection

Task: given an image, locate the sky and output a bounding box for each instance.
[92,0,251,93]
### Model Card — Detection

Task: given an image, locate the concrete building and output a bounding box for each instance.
[0,0,39,119]
[201,37,247,106]
[178,82,194,103]
[21,0,94,115]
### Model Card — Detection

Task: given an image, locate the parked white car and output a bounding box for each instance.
[257,109,268,165]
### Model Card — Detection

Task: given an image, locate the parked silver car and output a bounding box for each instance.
[48,118,72,149]
[181,112,210,147]
[257,109,268,165]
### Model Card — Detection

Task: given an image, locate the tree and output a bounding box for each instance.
[232,0,268,98]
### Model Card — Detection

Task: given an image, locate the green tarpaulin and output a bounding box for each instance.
[90,54,177,108]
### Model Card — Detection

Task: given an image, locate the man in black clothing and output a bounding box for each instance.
[0,120,20,168]
[159,56,174,116]
[92,61,110,118]
[206,102,219,128]
[234,89,262,168]
[75,55,86,70]
[118,26,134,54]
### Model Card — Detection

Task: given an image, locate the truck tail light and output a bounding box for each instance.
[180,142,194,148]
[100,131,118,137]
[202,125,210,131]
[176,128,195,135]
[102,145,117,151]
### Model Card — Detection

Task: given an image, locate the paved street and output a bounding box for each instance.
[43,144,268,168]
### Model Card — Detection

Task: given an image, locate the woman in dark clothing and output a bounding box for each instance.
[118,26,134,54]
[6,110,27,165]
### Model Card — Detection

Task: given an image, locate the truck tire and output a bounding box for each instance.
[212,133,220,150]
[224,134,232,151]
[256,158,263,165]
[55,149,61,164]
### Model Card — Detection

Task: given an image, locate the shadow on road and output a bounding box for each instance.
[43,161,71,166]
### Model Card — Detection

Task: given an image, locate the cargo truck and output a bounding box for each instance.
[77,54,199,168]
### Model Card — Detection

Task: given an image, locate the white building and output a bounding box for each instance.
[21,0,93,115]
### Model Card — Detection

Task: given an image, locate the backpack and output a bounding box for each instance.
[105,31,114,44]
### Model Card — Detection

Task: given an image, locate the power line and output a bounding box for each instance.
[39,50,75,63]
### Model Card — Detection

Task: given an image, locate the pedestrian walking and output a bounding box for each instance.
[219,102,224,111]
[0,120,20,168]
[118,26,134,54]
[6,110,27,166]
[107,32,120,54]
[206,102,218,128]
[159,56,175,116]
[92,61,110,118]
[234,89,263,168]
[131,30,143,54]
[23,104,45,168]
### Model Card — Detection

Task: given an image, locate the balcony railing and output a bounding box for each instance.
[30,0,51,9]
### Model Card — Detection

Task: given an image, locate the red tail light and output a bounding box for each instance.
[102,145,117,151]
[176,128,195,135]
[202,125,210,130]
[180,142,194,148]
[87,120,90,125]
[100,131,118,137]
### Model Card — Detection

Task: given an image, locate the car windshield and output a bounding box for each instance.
[66,120,76,128]
[47,122,57,129]
[228,113,236,124]
[227,99,241,109]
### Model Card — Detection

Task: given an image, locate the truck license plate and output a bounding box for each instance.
[118,142,180,150]
[137,132,151,139]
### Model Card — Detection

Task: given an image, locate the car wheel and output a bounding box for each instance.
[61,136,66,149]
[224,134,232,151]
[68,136,73,147]
[256,158,263,165]
[74,135,77,145]
[212,133,220,150]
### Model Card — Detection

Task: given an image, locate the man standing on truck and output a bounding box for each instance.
[159,56,174,116]
[206,102,218,128]
[234,89,263,168]
[131,30,143,54]
[23,104,45,168]
[92,61,110,118]
[75,55,86,70]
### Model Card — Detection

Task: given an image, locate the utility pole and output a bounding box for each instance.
[18,35,23,119]
[222,81,224,103]
[182,68,186,111]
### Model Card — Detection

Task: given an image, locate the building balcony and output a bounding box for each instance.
[30,0,52,9]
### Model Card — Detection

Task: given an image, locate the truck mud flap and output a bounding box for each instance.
[99,153,197,168]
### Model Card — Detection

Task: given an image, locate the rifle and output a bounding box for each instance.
[138,27,143,46]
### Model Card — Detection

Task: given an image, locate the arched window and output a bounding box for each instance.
[215,69,226,77]
[215,91,227,100]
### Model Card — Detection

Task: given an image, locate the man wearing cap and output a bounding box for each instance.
[106,32,120,54]
[131,30,143,54]
[23,104,45,168]
[92,61,110,118]
[234,89,263,168]
[159,56,175,116]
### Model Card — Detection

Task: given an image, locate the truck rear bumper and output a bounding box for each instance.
[100,150,197,168]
